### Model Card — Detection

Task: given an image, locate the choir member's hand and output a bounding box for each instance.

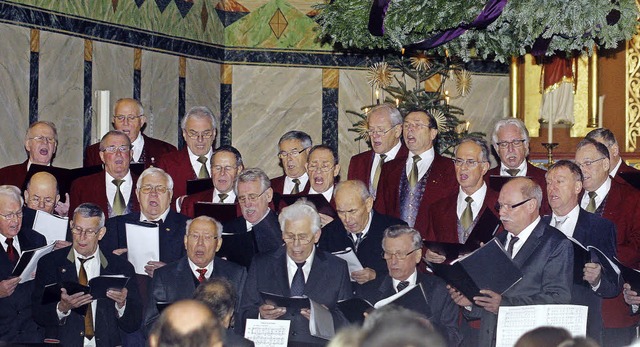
[106,287,128,308]
[351,268,376,284]
[424,249,446,264]
[58,288,93,313]
[144,261,166,278]
[112,248,128,256]
[259,304,286,319]
[447,285,472,307]
[474,289,501,314]
[623,283,640,306]
[53,240,72,250]
[54,194,70,217]
[583,262,602,286]
[300,308,311,320]
[0,277,20,298]
[319,213,334,228]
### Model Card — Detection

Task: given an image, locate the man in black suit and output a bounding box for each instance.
[450,177,573,347]
[32,203,142,347]
[144,215,247,333]
[544,160,620,344]
[356,225,462,346]
[239,200,352,345]
[0,185,46,343]
[318,180,405,287]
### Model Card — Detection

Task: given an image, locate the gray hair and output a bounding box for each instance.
[113,98,144,117]
[186,215,223,238]
[585,127,618,147]
[0,185,24,206]
[180,106,218,131]
[457,136,491,162]
[368,104,403,127]
[234,168,271,195]
[278,199,321,235]
[577,138,610,160]
[491,118,530,147]
[334,180,371,201]
[308,144,339,165]
[382,225,422,250]
[25,121,58,143]
[73,203,105,229]
[99,130,132,151]
[278,130,312,150]
[137,167,174,190]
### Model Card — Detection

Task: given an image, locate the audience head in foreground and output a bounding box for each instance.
[149,299,223,347]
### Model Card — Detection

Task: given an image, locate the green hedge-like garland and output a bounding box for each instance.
[315,0,639,62]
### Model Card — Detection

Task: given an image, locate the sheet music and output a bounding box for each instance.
[125,223,160,275]
[244,319,290,347]
[33,210,68,245]
[332,248,364,281]
[496,304,588,347]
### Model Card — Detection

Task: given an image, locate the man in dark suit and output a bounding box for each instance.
[374,109,457,237]
[32,203,142,347]
[149,300,225,347]
[575,138,640,346]
[586,127,638,179]
[69,130,139,218]
[156,106,218,209]
[181,145,244,218]
[0,121,58,189]
[144,216,247,333]
[356,225,462,346]
[318,180,405,287]
[347,104,408,198]
[223,168,282,266]
[486,118,549,214]
[239,200,352,346]
[84,98,176,168]
[271,130,312,195]
[101,167,188,277]
[450,178,573,347]
[0,185,46,343]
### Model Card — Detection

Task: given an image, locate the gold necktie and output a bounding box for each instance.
[506,168,520,176]
[218,193,228,203]
[460,196,474,231]
[112,179,125,216]
[586,191,598,213]
[197,156,210,179]
[372,154,387,192]
[408,155,422,188]
[78,257,95,340]
[291,178,301,194]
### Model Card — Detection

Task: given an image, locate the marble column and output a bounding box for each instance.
[29,29,39,124]
[220,64,232,146]
[83,40,92,151]
[322,69,339,155]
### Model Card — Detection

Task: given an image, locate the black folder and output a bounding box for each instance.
[488,175,532,192]
[194,202,239,224]
[42,275,130,315]
[274,193,337,219]
[260,292,310,310]
[568,236,620,286]
[25,164,103,202]
[217,231,256,268]
[186,178,213,195]
[336,298,374,324]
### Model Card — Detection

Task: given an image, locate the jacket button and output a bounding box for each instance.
[80,331,84,336]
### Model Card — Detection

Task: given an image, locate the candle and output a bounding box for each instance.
[465,121,470,132]
[375,89,380,105]
[503,97,509,118]
[395,98,400,107]
[548,115,553,144]
[598,95,605,128]
[444,90,450,105]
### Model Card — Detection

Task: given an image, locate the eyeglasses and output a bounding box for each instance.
[382,248,420,260]
[28,136,56,144]
[278,148,309,159]
[367,125,398,137]
[0,211,23,220]
[237,189,268,204]
[496,139,526,149]
[187,233,219,242]
[113,115,143,123]
[402,122,431,131]
[139,185,170,194]
[452,159,487,168]
[101,145,132,153]
[576,157,606,169]
[186,130,214,140]
[494,198,532,212]
[283,234,313,245]
[212,165,237,173]
[28,196,56,206]
[70,223,101,237]
[307,163,335,173]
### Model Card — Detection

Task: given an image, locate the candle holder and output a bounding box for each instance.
[542,143,559,166]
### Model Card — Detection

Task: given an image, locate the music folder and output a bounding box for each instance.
[567,236,620,286]
[186,178,213,195]
[42,275,130,314]
[488,175,532,192]
[275,193,337,219]
[336,298,374,324]
[260,292,310,310]
[217,231,256,268]
[194,202,239,224]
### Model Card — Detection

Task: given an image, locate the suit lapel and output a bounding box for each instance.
[512,221,545,267]
[573,209,589,243]
[303,250,326,297]
[377,275,395,300]
[176,257,196,293]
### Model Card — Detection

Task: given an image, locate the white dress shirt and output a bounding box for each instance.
[392,270,418,293]
[212,188,236,203]
[283,173,309,194]
[506,216,540,257]
[369,141,402,186]
[405,148,435,182]
[550,204,580,237]
[131,133,144,163]
[456,183,488,221]
[500,160,528,176]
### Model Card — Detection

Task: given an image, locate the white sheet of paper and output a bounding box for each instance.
[332,248,364,281]
[373,283,418,309]
[244,319,290,347]
[32,210,68,245]
[496,304,588,347]
[125,223,160,275]
[15,243,56,283]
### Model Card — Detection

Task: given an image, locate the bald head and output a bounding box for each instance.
[25,172,60,214]
[149,300,223,347]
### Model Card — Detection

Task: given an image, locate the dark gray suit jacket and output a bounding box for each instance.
[468,220,574,347]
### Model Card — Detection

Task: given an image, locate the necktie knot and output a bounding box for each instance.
[554,216,568,228]
[79,256,95,266]
[196,268,207,283]
[506,168,520,177]
[197,155,208,165]
[396,280,410,292]
[588,191,597,199]
[197,156,210,179]
[218,193,229,203]
[112,179,124,187]
[296,261,306,269]
[291,178,301,194]
[586,191,598,213]
[412,155,422,164]
[380,154,388,162]
[5,238,13,247]
[465,196,474,204]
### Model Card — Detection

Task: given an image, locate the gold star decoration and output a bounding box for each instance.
[455,69,472,97]
[367,62,393,89]
[429,108,448,133]
[409,52,431,71]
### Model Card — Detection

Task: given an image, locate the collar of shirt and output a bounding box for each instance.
[500,160,528,176]
[507,216,540,258]
[188,258,214,280]
[405,148,435,181]
[131,133,145,162]
[187,147,213,177]
[370,142,402,185]
[610,158,623,177]
[73,247,101,280]
[245,209,271,231]
[284,173,309,193]
[551,204,580,237]
[105,171,133,207]
[140,208,170,223]
[350,211,373,242]
[213,188,236,203]
[392,270,418,293]
[0,232,21,255]
[456,183,487,220]
[286,246,316,286]
[580,177,611,211]
[309,185,334,204]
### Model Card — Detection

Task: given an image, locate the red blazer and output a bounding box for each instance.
[373,153,457,237]
[270,175,310,195]
[83,134,176,168]
[347,145,409,188]
[486,161,550,215]
[0,160,28,189]
[156,147,207,205]
[180,189,241,218]
[69,171,140,218]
